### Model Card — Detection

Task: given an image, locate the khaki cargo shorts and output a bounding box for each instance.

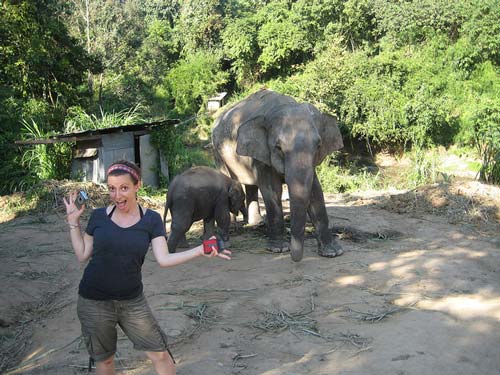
[77,293,173,362]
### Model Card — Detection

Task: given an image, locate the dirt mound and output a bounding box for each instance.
[0,180,165,223]
[375,180,500,233]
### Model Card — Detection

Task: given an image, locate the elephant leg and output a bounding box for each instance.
[203,217,216,240]
[245,185,263,225]
[307,173,343,257]
[214,205,231,247]
[259,173,288,253]
[177,233,190,248]
[167,216,192,254]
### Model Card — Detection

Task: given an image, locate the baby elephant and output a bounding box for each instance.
[163,166,246,253]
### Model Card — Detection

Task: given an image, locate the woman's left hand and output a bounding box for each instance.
[215,248,232,260]
[202,237,232,260]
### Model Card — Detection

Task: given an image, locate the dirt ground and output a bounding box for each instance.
[1,179,499,375]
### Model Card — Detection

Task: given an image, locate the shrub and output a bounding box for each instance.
[469,101,500,184]
[20,119,72,183]
[64,104,146,132]
[151,119,214,186]
[405,147,443,188]
[316,154,381,193]
[164,51,229,117]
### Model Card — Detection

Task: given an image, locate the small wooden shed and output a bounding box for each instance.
[16,120,179,187]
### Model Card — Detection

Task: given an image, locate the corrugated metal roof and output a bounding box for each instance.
[15,119,180,145]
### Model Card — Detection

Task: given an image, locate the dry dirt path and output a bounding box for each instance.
[1,187,499,375]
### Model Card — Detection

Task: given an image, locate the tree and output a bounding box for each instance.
[65,0,148,109]
[255,1,311,75]
[222,16,259,85]
[1,0,95,108]
[174,0,226,55]
[0,0,95,192]
[164,51,229,117]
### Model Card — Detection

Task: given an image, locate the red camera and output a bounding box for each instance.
[202,237,225,254]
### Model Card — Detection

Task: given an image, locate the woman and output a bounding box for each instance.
[64,160,231,375]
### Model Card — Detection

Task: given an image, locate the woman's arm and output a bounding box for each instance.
[64,191,94,263]
[69,228,94,263]
[151,236,231,268]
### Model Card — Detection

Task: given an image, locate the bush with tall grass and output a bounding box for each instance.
[64,104,146,132]
[469,102,500,184]
[316,154,381,193]
[405,147,444,188]
[151,118,214,186]
[20,119,72,184]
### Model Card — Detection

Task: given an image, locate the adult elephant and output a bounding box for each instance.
[212,89,344,262]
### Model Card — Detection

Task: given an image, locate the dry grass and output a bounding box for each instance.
[0,179,165,223]
[376,181,500,233]
[342,303,417,323]
[250,306,318,334]
[0,288,72,373]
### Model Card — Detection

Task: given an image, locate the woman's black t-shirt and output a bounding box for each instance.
[78,207,166,300]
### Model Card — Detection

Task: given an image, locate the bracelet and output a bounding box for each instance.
[68,223,79,230]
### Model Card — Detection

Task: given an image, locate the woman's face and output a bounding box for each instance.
[107,173,140,212]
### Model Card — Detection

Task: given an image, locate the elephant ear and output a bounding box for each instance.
[236,116,271,166]
[315,109,344,165]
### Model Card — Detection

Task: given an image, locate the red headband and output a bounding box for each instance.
[107,164,140,182]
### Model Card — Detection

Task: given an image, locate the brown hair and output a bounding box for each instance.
[106,160,141,185]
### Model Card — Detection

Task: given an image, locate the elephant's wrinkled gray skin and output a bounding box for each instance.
[212,89,344,261]
[163,166,246,253]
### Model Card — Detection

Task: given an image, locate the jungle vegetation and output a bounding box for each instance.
[1,0,499,194]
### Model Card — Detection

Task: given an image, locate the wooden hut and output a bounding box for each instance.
[15,120,179,187]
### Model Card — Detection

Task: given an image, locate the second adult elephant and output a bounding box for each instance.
[163,166,246,253]
[212,89,344,262]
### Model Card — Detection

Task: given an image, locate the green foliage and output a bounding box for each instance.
[0,0,95,193]
[405,147,443,188]
[467,100,500,184]
[151,120,214,185]
[174,0,225,55]
[333,37,466,148]
[20,119,72,183]
[64,105,146,132]
[373,0,468,47]
[328,0,376,50]
[164,51,229,117]
[3,0,500,192]
[457,0,500,68]
[1,0,94,102]
[221,0,353,85]
[138,184,167,201]
[316,154,381,193]
[255,1,311,75]
[268,36,352,114]
[222,17,259,85]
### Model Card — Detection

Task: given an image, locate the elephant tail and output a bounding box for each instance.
[163,193,170,225]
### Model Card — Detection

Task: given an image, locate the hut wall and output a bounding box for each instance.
[139,134,159,187]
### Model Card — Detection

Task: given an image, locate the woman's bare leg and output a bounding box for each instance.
[96,355,115,375]
[146,351,175,375]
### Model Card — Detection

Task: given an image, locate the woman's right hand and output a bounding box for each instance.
[63,191,85,225]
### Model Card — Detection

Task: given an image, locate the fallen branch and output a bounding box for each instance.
[344,302,418,323]
[69,364,135,371]
[232,353,258,369]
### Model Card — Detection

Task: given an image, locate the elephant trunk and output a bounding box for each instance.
[285,165,314,262]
